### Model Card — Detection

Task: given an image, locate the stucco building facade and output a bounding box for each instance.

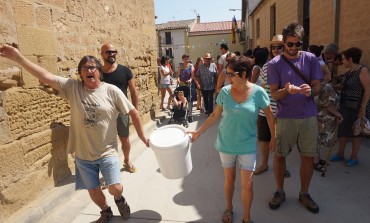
[188,20,244,62]
[0,0,158,220]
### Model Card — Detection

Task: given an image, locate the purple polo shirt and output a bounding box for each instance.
[267,51,323,118]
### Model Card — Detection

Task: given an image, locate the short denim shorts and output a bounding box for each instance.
[75,156,121,190]
[160,84,171,89]
[219,152,256,171]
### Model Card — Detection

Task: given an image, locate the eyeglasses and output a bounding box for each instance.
[81,66,98,72]
[271,45,284,50]
[182,58,189,61]
[105,50,117,55]
[285,41,303,48]
[225,71,239,78]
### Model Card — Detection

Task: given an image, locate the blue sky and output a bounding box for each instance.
[154,0,242,24]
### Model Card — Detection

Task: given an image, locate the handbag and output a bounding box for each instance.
[281,54,310,85]
[353,117,370,136]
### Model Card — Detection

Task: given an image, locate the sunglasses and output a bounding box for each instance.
[271,45,284,50]
[105,50,117,55]
[81,65,98,72]
[225,71,239,78]
[285,41,303,48]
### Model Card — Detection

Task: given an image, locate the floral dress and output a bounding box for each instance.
[315,82,338,149]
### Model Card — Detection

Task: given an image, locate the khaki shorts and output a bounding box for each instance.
[117,113,130,137]
[276,117,318,157]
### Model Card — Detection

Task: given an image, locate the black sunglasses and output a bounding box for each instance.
[285,42,303,48]
[225,71,239,78]
[105,50,117,55]
[271,45,284,50]
[81,65,98,72]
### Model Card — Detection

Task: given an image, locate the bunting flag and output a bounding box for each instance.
[231,15,238,44]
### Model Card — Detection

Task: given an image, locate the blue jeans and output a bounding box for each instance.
[75,156,121,190]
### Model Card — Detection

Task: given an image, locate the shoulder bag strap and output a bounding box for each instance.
[281,54,310,85]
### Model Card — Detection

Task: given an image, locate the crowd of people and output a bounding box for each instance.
[1,19,369,223]
[159,22,370,223]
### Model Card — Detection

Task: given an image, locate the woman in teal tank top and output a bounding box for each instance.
[189,56,276,223]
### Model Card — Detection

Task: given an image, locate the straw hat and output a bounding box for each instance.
[203,53,212,59]
[270,35,283,44]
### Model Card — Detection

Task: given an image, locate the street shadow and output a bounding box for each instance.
[91,210,162,223]
[172,117,229,222]
[48,121,74,187]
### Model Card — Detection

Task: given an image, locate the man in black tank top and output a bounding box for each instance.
[101,43,139,173]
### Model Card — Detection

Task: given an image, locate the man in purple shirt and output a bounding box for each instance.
[267,22,323,213]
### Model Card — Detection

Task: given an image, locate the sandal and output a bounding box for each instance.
[222,209,233,223]
[284,170,291,178]
[314,162,324,172]
[123,163,137,173]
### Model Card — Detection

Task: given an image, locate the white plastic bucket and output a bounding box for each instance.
[149,124,192,179]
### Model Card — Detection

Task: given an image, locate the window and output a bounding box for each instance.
[165,32,172,44]
[256,18,260,39]
[165,48,173,58]
[270,4,276,39]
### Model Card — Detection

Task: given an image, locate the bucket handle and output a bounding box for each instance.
[187,133,192,143]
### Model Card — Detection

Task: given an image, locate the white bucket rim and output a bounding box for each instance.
[149,124,189,150]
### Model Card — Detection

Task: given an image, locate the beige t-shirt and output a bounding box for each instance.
[55,76,134,161]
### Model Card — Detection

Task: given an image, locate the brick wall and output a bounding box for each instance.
[248,0,370,66]
[0,0,158,220]
[338,0,370,65]
[310,0,335,44]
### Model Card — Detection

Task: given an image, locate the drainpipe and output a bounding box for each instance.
[333,0,340,45]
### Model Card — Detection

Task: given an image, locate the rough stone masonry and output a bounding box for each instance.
[0,0,159,220]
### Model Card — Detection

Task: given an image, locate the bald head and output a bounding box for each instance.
[101,43,117,65]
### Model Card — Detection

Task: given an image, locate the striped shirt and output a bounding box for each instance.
[259,62,277,117]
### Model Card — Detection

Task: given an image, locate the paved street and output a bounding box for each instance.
[8,85,370,223]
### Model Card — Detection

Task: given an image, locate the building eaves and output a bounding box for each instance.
[189,20,243,33]
[156,19,196,31]
[249,0,265,16]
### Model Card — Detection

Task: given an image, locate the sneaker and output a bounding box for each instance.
[115,196,131,219]
[346,159,359,167]
[96,207,113,223]
[269,191,286,209]
[330,154,344,162]
[299,193,319,213]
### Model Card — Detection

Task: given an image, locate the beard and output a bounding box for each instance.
[105,56,116,64]
[285,48,299,57]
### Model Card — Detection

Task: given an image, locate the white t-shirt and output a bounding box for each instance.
[160,65,171,85]
[218,52,228,70]
[55,76,134,161]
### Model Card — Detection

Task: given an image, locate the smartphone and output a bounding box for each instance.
[179,63,184,69]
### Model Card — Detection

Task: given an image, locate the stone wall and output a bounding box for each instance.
[0,0,158,220]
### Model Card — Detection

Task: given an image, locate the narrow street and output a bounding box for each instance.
[10,80,370,223]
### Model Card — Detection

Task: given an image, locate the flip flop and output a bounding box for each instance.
[123,164,136,173]
[253,166,268,175]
